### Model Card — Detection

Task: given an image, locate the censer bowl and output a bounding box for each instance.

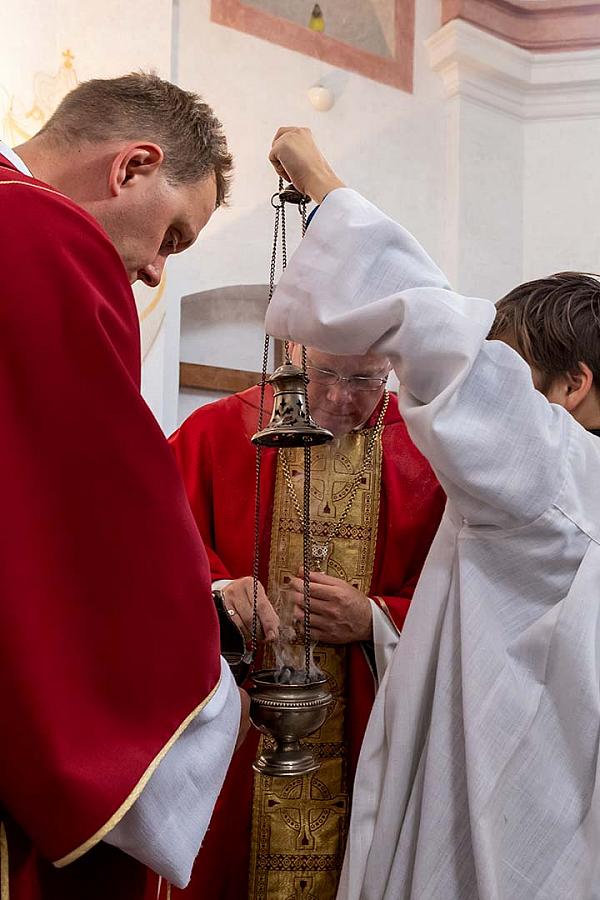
[249,668,333,777]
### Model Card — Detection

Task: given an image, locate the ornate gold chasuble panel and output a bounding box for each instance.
[248,427,383,900]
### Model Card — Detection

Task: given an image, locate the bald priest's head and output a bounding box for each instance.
[15,72,232,287]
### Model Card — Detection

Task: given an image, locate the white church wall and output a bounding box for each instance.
[175,0,448,282]
[426,21,530,302]
[441,93,524,301]
[0,0,172,89]
[171,3,538,427]
[169,0,456,427]
[523,115,600,281]
[427,19,600,302]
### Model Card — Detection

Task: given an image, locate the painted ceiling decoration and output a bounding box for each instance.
[442,0,600,52]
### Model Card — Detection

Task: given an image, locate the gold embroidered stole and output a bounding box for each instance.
[248,427,383,900]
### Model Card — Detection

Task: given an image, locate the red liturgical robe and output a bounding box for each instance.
[0,156,222,898]
[168,385,446,899]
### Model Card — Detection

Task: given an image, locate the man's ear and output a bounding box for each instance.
[108,143,164,197]
[562,362,594,413]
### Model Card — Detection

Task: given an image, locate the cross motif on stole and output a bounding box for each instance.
[285,875,320,900]
[279,435,378,593]
[266,774,348,852]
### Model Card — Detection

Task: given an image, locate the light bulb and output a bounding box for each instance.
[307,85,334,112]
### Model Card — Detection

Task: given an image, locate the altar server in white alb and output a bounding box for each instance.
[265,127,600,900]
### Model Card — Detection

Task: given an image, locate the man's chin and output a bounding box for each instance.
[316,416,360,438]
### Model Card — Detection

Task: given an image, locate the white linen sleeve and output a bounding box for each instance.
[265,188,571,529]
[103,658,239,888]
[369,600,400,682]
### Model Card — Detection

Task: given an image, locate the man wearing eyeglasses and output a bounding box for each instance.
[168,342,445,900]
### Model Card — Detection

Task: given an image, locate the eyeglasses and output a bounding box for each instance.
[306,365,389,392]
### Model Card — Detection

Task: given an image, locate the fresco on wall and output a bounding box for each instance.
[245,0,396,58]
[0,50,78,145]
[211,0,414,91]
[0,51,164,361]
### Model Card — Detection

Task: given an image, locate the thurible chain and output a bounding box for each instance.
[252,182,314,680]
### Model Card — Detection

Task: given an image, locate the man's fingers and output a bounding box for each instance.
[257,598,280,642]
[223,582,255,634]
[269,129,301,183]
[245,580,279,641]
[299,568,342,587]
[291,596,330,618]
[267,147,292,183]
[268,126,343,205]
[234,607,253,636]
[222,577,282,641]
[287,575,336,601]
[271,126,300,144]
[256,581,280,640]
[269,128,310,189]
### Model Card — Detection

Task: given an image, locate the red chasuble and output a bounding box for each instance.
[0,156,222,898]
[167,385,446,900]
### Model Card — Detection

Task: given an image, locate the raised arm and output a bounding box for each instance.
[265,130,572,529]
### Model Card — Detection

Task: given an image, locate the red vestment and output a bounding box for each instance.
[168,385,446,899]
[0,156,222,898]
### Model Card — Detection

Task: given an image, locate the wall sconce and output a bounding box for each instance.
[307,84,335,112]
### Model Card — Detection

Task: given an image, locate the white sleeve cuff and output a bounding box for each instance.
[104,658,240,888]
[370,599,401,682]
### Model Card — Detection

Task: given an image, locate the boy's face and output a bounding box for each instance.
[493,332,600,427]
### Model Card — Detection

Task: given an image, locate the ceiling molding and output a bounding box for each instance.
[427,19,600,119]
[442,0,600,52]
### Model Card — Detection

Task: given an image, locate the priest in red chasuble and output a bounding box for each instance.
[0,73,247,900]
[169,344,446,900]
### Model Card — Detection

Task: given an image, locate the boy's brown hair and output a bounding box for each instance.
[489,272,600,393]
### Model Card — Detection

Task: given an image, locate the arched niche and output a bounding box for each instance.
[178,283,284,425]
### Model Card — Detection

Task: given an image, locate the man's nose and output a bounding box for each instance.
[137,257,165,288]
[326,379,353,401]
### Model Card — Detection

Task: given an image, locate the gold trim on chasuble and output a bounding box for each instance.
[249,427,383,900]
[55,677,222,867]
[0,822,9,900]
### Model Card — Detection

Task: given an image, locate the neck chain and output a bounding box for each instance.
[279,390,390,571]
